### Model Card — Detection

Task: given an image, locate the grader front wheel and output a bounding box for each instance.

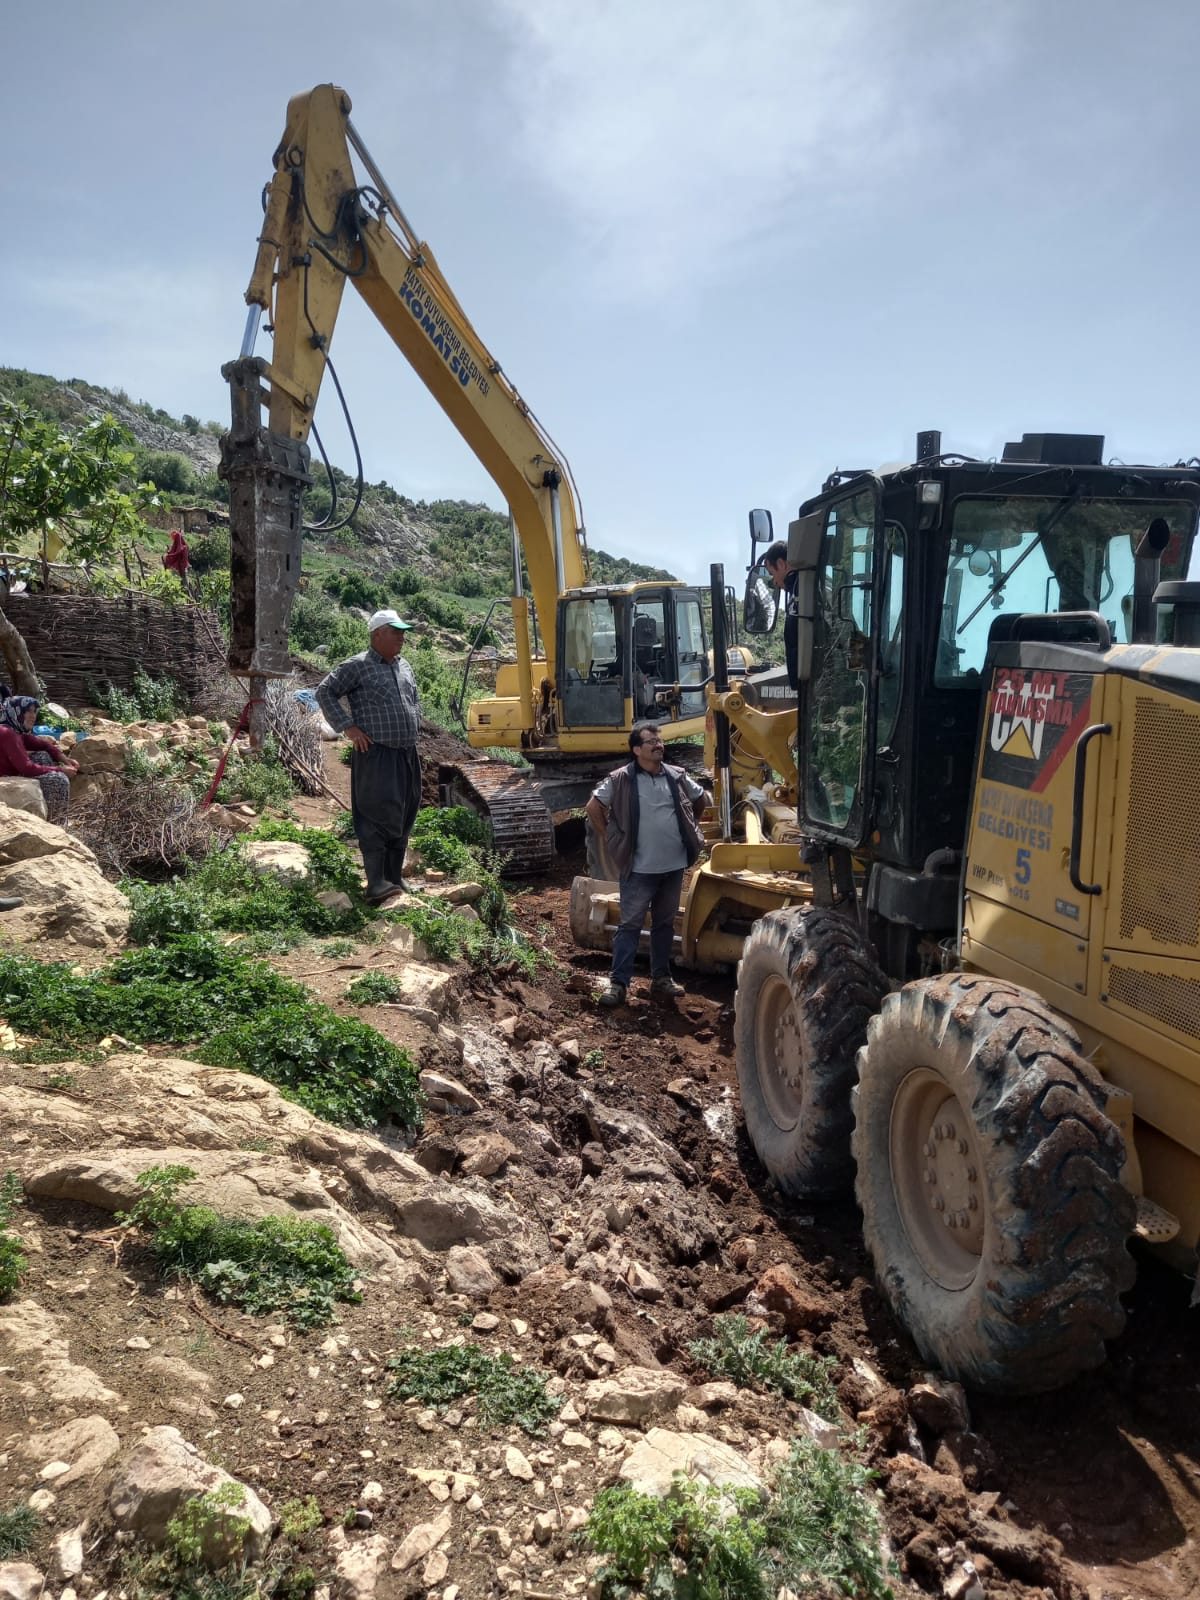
[734,907,887,1195]
[853,974,1136,1394]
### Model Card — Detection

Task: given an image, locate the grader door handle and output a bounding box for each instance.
[1069,721,1112,895]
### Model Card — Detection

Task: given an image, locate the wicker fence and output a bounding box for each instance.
[4,593,228,705]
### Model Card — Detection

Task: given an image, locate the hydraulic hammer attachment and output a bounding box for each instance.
[220,356,312,677]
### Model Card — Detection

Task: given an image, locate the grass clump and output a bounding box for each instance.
[0,1173,27,1298]
[767,1435,892,1599]
[0,1502,39,1558]
[587,1478,767,1599]
[387,899,536,979]
[688,1315,840,1421]
[345,971,405,1005]
[214,738,296,810]
[386,1342,561,1435]
[122,1165,361,1331]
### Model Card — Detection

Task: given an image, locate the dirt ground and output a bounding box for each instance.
[5,731,1195,1600]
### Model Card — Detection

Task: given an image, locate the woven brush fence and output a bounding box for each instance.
[4,593,228,705]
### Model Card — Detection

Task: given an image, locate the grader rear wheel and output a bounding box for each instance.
[734,907,887,1195]
[853,973,1136,1394]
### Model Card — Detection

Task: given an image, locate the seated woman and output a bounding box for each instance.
[0,695,78,825]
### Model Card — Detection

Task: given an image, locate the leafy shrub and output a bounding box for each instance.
[409,589,466,633]
[0,1503,38,1558]
[137,449,198,495]
[390,566,423,597]
[410,806,490,875]
[214,738,296,809]
[123,1165,361,1331]
[587,1479,767,1599]
[0,1172,27,1299]
[93,668,182,723]
[386,1343,561,1434]
[765,1436,892,1600]
[345,971,405,1005]
[187,527,232,573]
[324,570,389,611]
[289,592,340,653]
[202,1005,421,1130]
[688,1315,840,1421]
[406,637,460,726]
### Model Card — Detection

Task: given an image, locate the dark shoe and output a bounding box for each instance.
[364,883,402,906]
[596,981,627,1009]
[650,974,685,997]
[0,896,23,912]
[361,850,399,905]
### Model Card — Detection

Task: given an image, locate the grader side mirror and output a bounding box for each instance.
[742,563,778,635]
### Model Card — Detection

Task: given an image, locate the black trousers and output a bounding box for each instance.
[350,742,422,893]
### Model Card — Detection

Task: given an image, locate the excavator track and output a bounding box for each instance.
[438,761,555,876]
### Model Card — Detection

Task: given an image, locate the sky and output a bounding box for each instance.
[3,0,1200,588]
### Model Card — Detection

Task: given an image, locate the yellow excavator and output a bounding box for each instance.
[576,430,1200,1393]
[220,84,721,870]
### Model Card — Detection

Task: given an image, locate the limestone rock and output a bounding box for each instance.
[0,1563,44,1600]
[16,1414,120,1488]
[390,1509,452,1572]
[457,1131,519,1178]
[444,1245,499,1299]
[0,1301,119,1407]
[242,839,312,883]
[0,779,46,819]
[419,1069,480,1112]
[388,926,431,962]
[0,801,129,949]
[619,1428,762,1500]
[626,1262,665,1302]
[330,1530,391,1600]
[505,1445,534,1481]
[108,1426,272,1564]
[71,731,127,774]
[54,1526,84,1581]
[394,966,458,1017]
[442,881,484,904]
[585,1366,687,1424]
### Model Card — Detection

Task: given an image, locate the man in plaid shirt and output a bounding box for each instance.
[317,609,422,903]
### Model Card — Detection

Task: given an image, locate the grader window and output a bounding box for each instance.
[937,496,1194,685]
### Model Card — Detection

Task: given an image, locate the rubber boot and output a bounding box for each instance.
[361,850,399,906]
[0,896,23,912]
[385,846,411,895]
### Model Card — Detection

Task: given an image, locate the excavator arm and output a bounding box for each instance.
[221,84,587,697]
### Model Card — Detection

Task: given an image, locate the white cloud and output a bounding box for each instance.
[490,0,1019,300]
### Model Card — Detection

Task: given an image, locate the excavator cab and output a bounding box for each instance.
[556,585,708,732]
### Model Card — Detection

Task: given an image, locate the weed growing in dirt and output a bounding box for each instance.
[344,971,405,1005]
[166,1482,253,1566]
[387,900,538,978]
[123,1165,362,1331]
[332,810,356,840]
[318,938,357,958]
[583,1048,605,1070]
[0,938,421,1132]
[766,1435,892,1600]
[214,738,296,810]
[0,1502,38,1557]
[278,1497,322,1541]
[688,1315,840,1420]
[386,1342,562,1435]
[92,667,183,723]
[587,1478,767,1599]
[0,1172,28,1299]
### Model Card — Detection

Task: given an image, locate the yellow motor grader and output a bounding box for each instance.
[574,429,1200,1393]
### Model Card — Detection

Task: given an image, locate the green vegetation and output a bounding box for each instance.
[386,1342,562,1435]
[213,739,296,810]
[0,936,421,1131]
[410,805,490,874]
[344,971,405,1005]
[92,667,184,723]
[688,1315,840,1421]
[126,824,367,947]
[122,1165,361,1331]
[0,1503,39,1559]
[0,1172,27,1299]
[586,1438,892,1600]
[278,1498,323,1542]
[587,1479,766,1599]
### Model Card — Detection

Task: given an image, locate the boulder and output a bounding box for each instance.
[457,1131,519,1177]
[751,1264,832,1333]
[619,1427,762,1500]
[242,840,312,884]
[330,1530,391,1599]
[584,1366,687,1424]
[71,731,127,774]
[108,1426,272,1564]
[444,1244,499,1299]
[0,779,46,819]
[419,1070,481,1113]
[0,801,129,948]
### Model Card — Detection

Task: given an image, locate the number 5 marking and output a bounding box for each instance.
[1015,847,1032,885]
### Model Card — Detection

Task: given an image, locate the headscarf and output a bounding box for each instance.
[0,695,39,734]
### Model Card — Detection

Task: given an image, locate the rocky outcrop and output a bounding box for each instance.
[108,1426,272,1564]
[0,799,129,948]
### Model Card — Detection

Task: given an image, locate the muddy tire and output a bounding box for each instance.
[853,973,1135,1394]
[734,907,887,1195]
